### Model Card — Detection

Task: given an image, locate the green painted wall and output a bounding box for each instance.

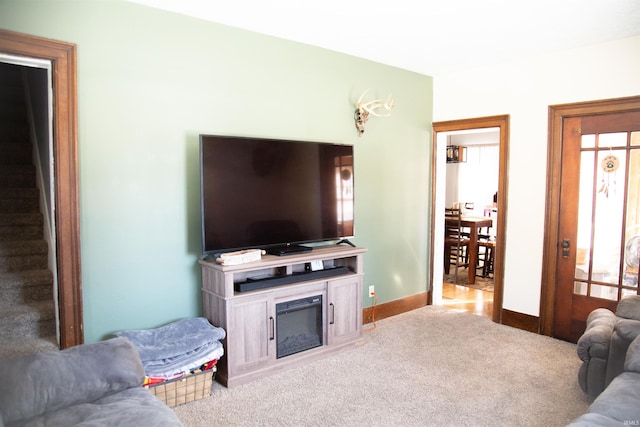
[0,0,433,343]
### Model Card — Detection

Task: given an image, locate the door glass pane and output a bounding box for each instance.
[591,284,618,301]
[575,151,594,280]
[574,281,587,296]
[591,149,626,286]
[598,132,627,148]
[582,134,596,149]
[624,148,640,293]
[574,131,639,300]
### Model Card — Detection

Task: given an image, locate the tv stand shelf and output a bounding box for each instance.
[235,266,350,292]
[199,245,366,387]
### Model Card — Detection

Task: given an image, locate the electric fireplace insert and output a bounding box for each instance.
[276,295,323,358]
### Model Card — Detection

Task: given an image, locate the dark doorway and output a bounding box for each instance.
[0,29,83,348]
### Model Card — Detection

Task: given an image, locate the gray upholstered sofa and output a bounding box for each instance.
[569,334,640,425]
[576,295,640,398]
[0,337,183,427]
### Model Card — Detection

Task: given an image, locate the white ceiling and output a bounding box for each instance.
[128,0,640,76]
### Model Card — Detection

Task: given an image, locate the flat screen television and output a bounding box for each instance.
[200,135,355,257]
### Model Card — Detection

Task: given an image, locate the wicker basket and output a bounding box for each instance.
[147,369,215,407]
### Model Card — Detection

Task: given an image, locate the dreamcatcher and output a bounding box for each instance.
[598,153,620,198]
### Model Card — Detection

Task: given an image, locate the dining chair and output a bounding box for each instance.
[477,239,495,278]
[444,208,470,283]
[475,225,491,275]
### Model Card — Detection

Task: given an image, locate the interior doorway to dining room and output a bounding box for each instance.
[444,130,498,317]
[430,116,509,322]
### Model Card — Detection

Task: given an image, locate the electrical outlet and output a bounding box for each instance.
[368,285,375,298]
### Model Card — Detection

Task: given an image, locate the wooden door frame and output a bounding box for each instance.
[540,95,640,337]
[430,115,509,323]
[0,29,83,348]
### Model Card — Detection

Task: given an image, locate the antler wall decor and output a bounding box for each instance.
[354,89,395,137]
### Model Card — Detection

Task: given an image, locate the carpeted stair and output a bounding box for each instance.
[0,62,58,359]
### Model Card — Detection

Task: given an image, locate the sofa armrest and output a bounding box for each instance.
[577,308,617,361]
[616,294,640,320]
[0,338,144,425]
[614,318,640,342]
[605,318,640,386]
[625,335,640,373]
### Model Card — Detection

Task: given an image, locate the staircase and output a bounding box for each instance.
[0,62,58,359]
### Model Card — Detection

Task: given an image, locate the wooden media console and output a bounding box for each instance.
[200,245,366,387]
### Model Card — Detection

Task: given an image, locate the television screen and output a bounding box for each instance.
[200,135,354,256]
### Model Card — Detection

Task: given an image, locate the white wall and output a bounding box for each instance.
[434,35,640,316]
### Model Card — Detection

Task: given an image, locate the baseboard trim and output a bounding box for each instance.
[501,309,540,333]
[363,292,428,324]
[363,293,540,335]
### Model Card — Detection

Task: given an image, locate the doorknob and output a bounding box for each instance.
[561,239,571,259]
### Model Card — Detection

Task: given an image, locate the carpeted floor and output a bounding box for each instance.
[173,306,591,426]
[444,267,494,292]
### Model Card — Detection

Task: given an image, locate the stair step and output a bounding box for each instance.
[0,141,32,164]
[0,301,56,341]
[0,63,57,356]
[0,269,53,288]
[0,188,39,200]
[0,213,43,240]
[0,253,48,273]
[0,213,42,226]
[0,123,30,135]
[0,198,39,214]
[0,226,42,240]
[0,240,48,256]
[0,254,48,273]
[0,336,58,361]
[0,176,39,215]
[0,117,26,127]
[0,269,53,307]
[0,165,36,188]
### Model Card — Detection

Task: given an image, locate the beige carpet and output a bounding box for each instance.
[173,306,591,426]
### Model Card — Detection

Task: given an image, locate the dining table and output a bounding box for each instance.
[445,215,493,284]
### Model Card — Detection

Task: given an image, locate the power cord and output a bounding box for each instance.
[363,291,377,332]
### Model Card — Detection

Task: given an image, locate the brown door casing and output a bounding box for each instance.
[0,29,83,348]
[431,115,509,323]
[541,96,640,340]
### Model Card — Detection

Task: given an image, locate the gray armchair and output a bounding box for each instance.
[570,334,640,425]
[0,337,184,427]
[577,295,640,398]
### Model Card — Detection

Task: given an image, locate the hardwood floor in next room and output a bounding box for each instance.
[441,282,493,319]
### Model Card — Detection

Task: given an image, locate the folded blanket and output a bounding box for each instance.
[142,340,224,379]
[144,360,219,386]
[114,317,225,378]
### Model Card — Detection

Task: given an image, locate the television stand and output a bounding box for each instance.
[266,244,312,256]
[199,245,366,387]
